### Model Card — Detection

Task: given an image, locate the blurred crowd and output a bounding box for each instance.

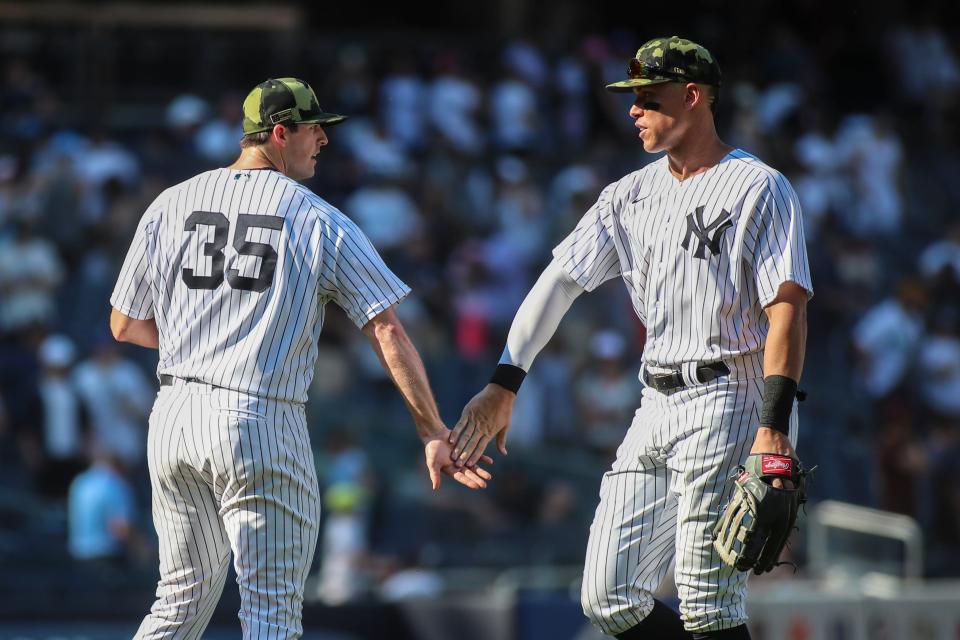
[1,15,959,605]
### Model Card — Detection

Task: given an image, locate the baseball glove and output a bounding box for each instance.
[712,453,809,574]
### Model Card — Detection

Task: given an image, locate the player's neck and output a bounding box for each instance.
[229,147,284,174]
[665,126,733,182]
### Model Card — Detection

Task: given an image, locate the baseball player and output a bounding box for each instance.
[450,37,812,639]
[109,77,492,639]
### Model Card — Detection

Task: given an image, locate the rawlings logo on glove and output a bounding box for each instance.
[760,455,793,475]
[712,453,810,574]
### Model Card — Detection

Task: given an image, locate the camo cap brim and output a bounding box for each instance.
[242,77,347,134]
[606,36,722,93]
[605,77,675,92]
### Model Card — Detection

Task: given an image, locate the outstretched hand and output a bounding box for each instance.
[449,384,515,468]
[424,433,494,491]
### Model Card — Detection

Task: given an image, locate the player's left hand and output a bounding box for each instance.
[750,427,797,489]
[713,451,810,575]
[450,384,515,468]
[424,434,494,491]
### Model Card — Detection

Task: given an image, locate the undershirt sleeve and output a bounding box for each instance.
[498,258,586,371]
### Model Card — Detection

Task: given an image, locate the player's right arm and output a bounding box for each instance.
[362,307,493,491]
[450,259,586,467]
[450,180,625,467]
[320,206,493,491]
[361,307,445,444]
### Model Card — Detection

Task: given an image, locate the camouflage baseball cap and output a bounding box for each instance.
[606,36,722,92]
[242,77,347,134]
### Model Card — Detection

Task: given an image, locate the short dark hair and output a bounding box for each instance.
[707,84,720,115]
[239,122,298,148]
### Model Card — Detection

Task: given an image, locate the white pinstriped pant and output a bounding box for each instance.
[580,355,798,634]
[135,380,320,640]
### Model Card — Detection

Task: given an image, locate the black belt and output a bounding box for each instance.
[643,361,730,393]
[159,374,212,387]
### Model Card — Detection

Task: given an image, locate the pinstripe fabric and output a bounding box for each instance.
[110,168,411,404]
[552,149,813,367]
[112,168,409,638]
[581,365,799,634]
[556,150,811,633]
[135,380,320,640]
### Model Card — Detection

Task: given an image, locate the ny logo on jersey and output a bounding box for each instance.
[680,206,733,259]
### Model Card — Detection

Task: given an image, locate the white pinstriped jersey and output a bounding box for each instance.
[111,168,410,403]
[553,149,812,367]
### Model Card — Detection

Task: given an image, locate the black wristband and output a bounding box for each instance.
[490,364,526,394]
[759,375,797,436]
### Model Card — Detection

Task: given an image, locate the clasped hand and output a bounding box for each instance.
[448,384,515,468]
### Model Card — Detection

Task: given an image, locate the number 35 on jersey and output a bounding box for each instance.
[182,211,284,293]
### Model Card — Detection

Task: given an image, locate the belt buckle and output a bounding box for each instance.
[649,371,679,392]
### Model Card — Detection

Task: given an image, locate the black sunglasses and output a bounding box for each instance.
[627,58,692,83]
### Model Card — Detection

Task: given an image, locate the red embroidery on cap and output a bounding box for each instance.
[761,455,793,476]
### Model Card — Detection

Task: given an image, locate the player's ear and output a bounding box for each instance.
[271,124,288,146]
[684,83,701,110]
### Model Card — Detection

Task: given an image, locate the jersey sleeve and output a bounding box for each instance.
[748,174,814,307]
[499,258,585,371]
[110,202,160,320]
[551,182,623,291]
[323,213,412,328]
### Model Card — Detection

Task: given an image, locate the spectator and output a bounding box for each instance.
[0,217,64,331]
[792,111,850,241]
[165,94,208,136]
[342,118,412,179]
[490,68,538,152]
[335,44,374,114]
[851,278,926,401]
[67,447,147,565]
[164,93,209,181]
[919,222,960,286]
[72,337,153,467]
[836,114,904,237]
[915,309,960,419]
[320,427,375,491]
[428,54,484,155]
[379,57,428,151]
[0,326,44,486]
[890,22,960,100]
[75,131,141,224]
[195,92,244,165]
[574,330,641,455]
[554,55,591,150]
[317,481,371,605]
[344,176,424,255]
[36,334,88,499]
[490,156,547,270]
